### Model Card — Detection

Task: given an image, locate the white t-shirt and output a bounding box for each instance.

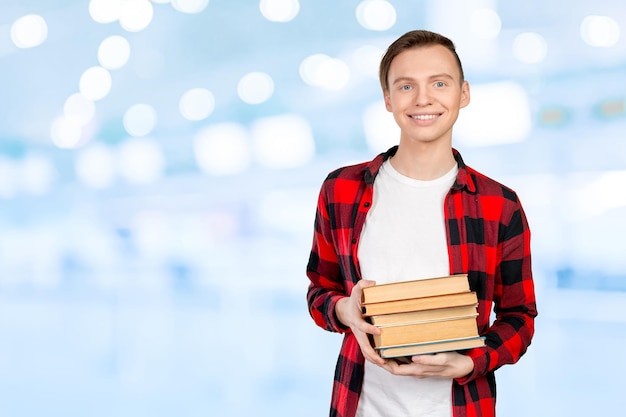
[356,159,458,417]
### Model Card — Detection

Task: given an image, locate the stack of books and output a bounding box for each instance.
[362,274,485,359]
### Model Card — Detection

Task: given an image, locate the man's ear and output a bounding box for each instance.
[384,92,392,112]
[460,81,470,109]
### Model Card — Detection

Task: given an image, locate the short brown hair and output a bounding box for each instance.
[379,30,465,92]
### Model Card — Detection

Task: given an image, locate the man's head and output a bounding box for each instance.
[379,30,465,93]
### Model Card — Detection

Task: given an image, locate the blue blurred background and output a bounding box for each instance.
[1,0,625,416]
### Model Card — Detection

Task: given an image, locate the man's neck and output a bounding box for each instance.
[389,141,456,181]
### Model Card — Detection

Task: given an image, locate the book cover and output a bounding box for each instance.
[378,336,486,358]
[369,304,478,327]
[362,274,470,304]
[372,316,479,348]
[363,291,478,317]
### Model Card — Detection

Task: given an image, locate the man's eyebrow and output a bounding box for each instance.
[391,73,456,85]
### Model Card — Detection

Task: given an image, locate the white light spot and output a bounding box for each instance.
[98,35,131,70]
[89,0,123,24]
[152,0,171,3]
[51,117,84,149]
[238,72,274,104]
[355,0,396,32]
[118,138,164,184]
[75,144,116,189]
[171,0,210,14]
[179,88,215,121]
[64,93,96,126]
[11,14,48,48]
[260,0,300,23]
[251,114,315,169]
[470,8,501,39]
[363,100,399,152]
[581,15,620,48]
[569,171,626,219]
[123,104,157,137]
[456,82,531,147]
[513,32,548,64]
[119,0,153,32]
[299,54,351,91]
[20,154,56,195]
[79,66,112,101]
[194,123,251,176]
[351,45,384,79]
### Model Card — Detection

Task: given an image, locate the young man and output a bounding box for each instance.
[306,30,537,417]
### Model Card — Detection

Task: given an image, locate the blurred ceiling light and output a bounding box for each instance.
[20,154,56,195]
[455,81,532,146]
[123,104,157,137]
[470,8,501,39]
[363,100,399,153]
[513,32,548,64]
[351,45,384,79]
[89,0,123,24]
[570,171,626,219]
[193,123,251,176]
[299,54,351,91]
[10,14,48,48]
[172,0,210,14]
[119,0,154,32]
[251,114,315,169]
[259,0,300,22]
[75,144,116,189]
[79,66,112,101]
[98,35,131,70]
[64,93,96,126]
[179,88,215,121]
[118,138,165,184]
[356,0,396,32]
[51,117,84,149]
[238,72,274,104]
[581,15,620,47]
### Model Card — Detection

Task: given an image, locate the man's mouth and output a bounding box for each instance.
[409,114,440,120]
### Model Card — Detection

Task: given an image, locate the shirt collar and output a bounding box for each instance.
[364,146,476,193]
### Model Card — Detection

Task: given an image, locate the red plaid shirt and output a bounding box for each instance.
[306,146,537,417]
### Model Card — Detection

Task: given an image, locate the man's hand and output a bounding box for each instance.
[380,351,474,379]
[335,280,385,366]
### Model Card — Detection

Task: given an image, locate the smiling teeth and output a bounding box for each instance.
[411,114,438,120]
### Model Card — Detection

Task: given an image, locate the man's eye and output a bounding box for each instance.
[402,85,411,91]
[435,81,446,87]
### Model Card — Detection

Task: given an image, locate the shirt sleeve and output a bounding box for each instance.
[457,195,537,384]
[306,181,350,334]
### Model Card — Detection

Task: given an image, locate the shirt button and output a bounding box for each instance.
[364,202,370,207]
[352,238,357,244]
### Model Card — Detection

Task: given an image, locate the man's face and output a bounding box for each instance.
[384,45,470,147]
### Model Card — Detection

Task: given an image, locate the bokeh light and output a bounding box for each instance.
[355,0,396,31]
[51,117,83,149]
[98,35,131,70]
[123,104,158,137]
[64,93,96,126]
[89,0,123,24]
[580,15,621,47]
[251,114,315,169]
[118,138,165,184]
[194,123,251,176]
[259,0,300,22]
[299,54,351,90]
[470,8,501,39]
[179,88,215,121]
[513,32,548,64]
[237,72,275,104]
[172,0,210,14]
[363,100,399,152]
[75,144,116,189]
[10,14,48,48]
[119,0,154,32]
[79,66,112,101]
